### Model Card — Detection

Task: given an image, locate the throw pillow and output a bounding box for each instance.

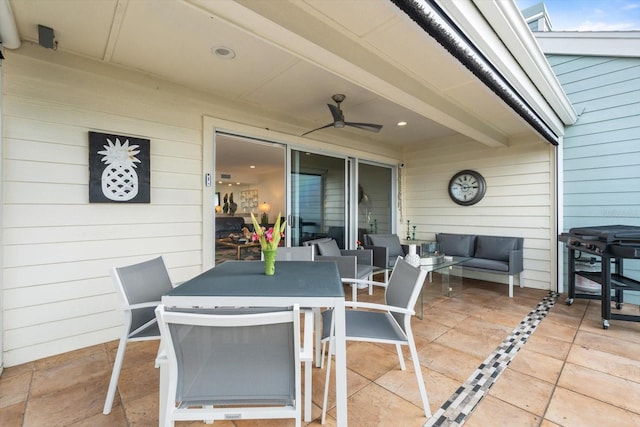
[436,234,476,257]
[475,236,517,262]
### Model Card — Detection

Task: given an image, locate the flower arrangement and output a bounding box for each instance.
[250,212,286,250]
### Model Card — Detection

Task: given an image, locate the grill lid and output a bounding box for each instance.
[565,225,640,243]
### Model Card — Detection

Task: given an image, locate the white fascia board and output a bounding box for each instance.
[439,0,576,130]
[535,31,640,57]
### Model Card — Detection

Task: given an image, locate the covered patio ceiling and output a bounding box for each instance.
[4,0,572,152]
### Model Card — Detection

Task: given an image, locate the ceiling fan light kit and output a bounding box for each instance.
[302,94,383,136]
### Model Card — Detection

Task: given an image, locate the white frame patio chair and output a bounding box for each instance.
[320,258,432,423]
[103,256,175,415]
[303,237,375,302]
[155,304,308,427]
[261,245,316,420]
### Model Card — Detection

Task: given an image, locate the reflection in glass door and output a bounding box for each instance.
[357,162,393,241]
[214,134,285,263]
[290,150,347,247]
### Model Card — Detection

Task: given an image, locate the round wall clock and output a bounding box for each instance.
[448,170,486,206]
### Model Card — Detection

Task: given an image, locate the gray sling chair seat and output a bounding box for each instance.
[155,304,310,427]
[320,258,432,423]
[103,256,175,415]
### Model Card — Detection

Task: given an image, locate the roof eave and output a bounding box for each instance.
[471,0,577,127]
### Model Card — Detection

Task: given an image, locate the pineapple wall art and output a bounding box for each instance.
[89,132,150,203]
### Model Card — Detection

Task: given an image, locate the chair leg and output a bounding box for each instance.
[314,308,322,367]
[395,343,406,370]
[320,340,327,369]
[321,338,333,425]
[508,275,514,298]
[407,339,432,418]
[301,309,314,423]
[103,334,129,414]
[321,313,336,424]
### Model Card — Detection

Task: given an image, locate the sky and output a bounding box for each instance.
[515,0,640,31]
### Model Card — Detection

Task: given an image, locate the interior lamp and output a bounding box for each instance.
[259,202,271,225]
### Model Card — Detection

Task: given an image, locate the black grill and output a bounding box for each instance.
[559,225,640,329]
[559,225,640,258]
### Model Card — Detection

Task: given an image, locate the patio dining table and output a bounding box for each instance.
[160,260,348,426]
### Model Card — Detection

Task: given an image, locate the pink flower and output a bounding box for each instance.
[249,212,287,250]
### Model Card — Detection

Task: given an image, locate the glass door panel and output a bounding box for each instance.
[290,150,347,247]
[214,133,285,263]
[357,162,393,241]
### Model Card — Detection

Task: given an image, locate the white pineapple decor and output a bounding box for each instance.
[97,137,141,201]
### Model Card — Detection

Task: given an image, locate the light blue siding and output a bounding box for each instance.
[549,54,640,297]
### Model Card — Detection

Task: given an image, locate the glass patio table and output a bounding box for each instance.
[418,256,471,319]
[161,260,349,426]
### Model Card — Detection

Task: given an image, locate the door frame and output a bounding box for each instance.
[203,116,399,269]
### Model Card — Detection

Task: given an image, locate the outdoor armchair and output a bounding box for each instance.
[155,304,309,427]
[363,233,421,271]
[103,256,175,415]
[320,258,432,422]
[303,237,375,301]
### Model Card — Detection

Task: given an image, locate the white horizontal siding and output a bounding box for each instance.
[2,51,208,366]
[402,135,555,292]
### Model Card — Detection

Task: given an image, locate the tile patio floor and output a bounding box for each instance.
[2,277,640,426]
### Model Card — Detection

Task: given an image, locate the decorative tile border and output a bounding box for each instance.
[425,291,559,427]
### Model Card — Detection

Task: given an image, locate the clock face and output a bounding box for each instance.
[448,170,486,206]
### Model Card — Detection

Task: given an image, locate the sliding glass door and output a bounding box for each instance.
[213,132,396,260]
[290,150,348,247]
[357,162,394,239]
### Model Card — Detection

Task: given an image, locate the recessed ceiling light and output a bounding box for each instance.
[397,121,407,126]
[250,165,256,169]
[211,46,236,59]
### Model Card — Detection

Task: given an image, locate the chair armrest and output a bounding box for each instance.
[340,278,387,290]
[364,245,388,269]
[316,255,357,279]
[124,301,161,311]
[341,249,373,265]
[345,301,415,316]
[508,249,524,274]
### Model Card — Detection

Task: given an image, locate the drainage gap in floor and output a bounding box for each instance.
[425,291,559,427]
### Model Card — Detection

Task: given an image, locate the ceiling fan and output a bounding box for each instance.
[302,94,383,136]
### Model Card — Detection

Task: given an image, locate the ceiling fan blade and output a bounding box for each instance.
[345,122,383,133]
[327,103,343,122]
[301,122,334,136]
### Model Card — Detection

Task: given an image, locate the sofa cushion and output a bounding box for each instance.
[316,239,342,256]
[436,233,476,257]
[368,234,404,258]
[463,258,510,272]
[215,216,245,238]
[475,236,517,262]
